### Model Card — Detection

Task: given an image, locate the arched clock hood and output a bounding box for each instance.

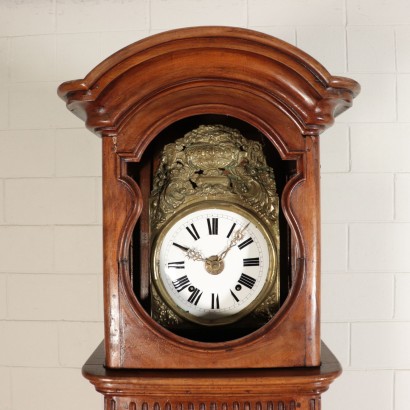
[58,26,359,370]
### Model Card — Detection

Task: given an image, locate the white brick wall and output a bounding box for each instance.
[0,1,408,409]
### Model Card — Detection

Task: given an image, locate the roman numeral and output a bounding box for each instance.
[230,289,240,302]
[173,242,189,252]
[238,273,256,289]
[186,224,200,240]
[211,293,220,309]
[243,257,260,267]
[227,223,236,238]
[187,287,203,305]
[238,237,253,250]
[172,275,190,292]
[167,261,185,269]
[207,218,218,235]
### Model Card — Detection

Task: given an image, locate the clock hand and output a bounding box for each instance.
[218,222,250,261]
[173,242,206,261]
[185,248,206,262]
[179,246,206,262]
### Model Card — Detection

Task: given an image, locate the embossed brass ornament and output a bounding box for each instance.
[150,124,280,327]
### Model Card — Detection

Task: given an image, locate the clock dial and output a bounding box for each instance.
[153,204,275,325]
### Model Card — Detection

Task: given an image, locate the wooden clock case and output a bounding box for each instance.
[58,27,359,371]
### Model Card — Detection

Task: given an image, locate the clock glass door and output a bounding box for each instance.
[153,204,275,325]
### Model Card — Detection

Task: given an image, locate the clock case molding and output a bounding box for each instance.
[58,26,359,370]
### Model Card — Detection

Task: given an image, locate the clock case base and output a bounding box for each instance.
[83,341,341,410]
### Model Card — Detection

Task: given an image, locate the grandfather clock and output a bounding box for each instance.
[58,27,359,409]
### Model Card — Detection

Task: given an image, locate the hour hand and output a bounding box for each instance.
[186,248,206,262]
[173,242,206,261]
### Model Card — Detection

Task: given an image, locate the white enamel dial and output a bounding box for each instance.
[153,204,274,325]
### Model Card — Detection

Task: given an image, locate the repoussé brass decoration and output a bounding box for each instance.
[151,125,279,233]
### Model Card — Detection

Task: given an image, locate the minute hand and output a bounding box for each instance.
[218,223,250,261]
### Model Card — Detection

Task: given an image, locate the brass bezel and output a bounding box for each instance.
[151,201,278,326]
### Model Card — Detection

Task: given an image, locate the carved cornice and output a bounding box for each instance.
[58,26,360,138]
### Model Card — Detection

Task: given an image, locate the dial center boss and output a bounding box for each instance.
[205,255,224,275]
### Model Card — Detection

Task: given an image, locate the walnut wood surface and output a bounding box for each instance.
[58,26,359,370]
[83,341,341,410]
